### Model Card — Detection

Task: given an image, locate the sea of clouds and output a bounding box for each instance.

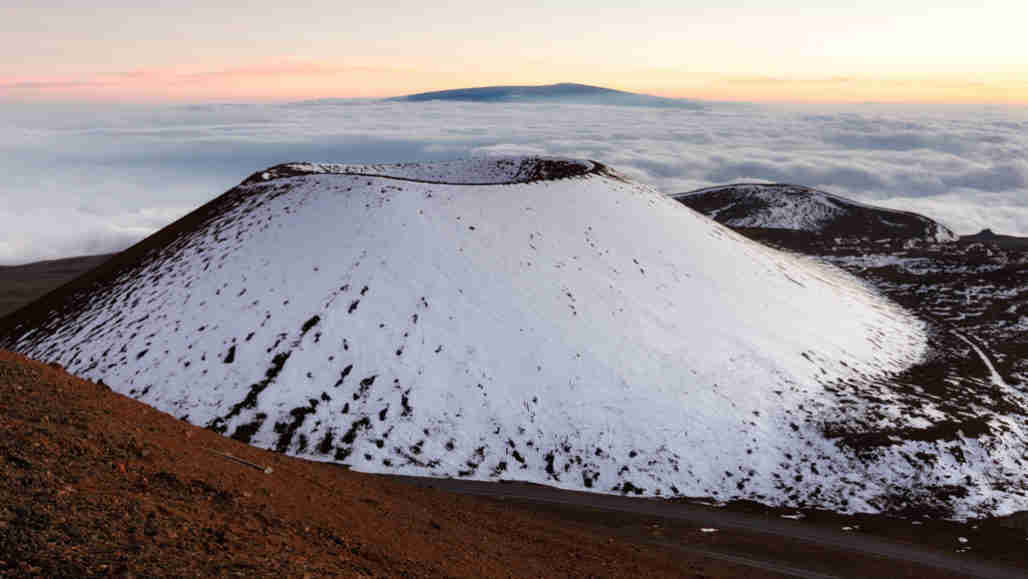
[1,99,1026,264]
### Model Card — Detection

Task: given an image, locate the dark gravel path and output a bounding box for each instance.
[387,475,1027,579]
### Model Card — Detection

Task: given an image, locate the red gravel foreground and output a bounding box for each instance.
[0,350,767,578]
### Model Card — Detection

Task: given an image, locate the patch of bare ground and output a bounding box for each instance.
[0,255,111,318]
[0,350,766,578]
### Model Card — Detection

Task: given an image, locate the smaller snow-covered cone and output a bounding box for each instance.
[674,183,958,242]
[4,156,1020,518]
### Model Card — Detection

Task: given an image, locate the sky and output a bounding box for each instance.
[3,0,1028,104]
[2,99,1026,264]
[1,2,1026,264]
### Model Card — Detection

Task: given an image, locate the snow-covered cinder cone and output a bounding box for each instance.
[8,156,1020,517]
[674,183,959,242]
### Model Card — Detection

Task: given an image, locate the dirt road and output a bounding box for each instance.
[387,475,1027,579]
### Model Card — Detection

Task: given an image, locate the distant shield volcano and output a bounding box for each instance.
[386,82,704,108]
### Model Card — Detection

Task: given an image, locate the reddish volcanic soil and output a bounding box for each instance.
[0,350,764,578]
[3,349,1021,578]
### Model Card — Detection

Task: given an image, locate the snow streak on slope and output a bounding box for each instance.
[675,184,958,242]
[5,157,980,514]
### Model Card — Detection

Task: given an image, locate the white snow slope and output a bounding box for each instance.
[9,157,1022,517]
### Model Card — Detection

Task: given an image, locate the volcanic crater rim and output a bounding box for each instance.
[242,156,602,187]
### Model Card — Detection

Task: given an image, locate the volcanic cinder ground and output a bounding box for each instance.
[2,157,1026,519]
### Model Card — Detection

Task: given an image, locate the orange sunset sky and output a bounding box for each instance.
[3,0,1027,105]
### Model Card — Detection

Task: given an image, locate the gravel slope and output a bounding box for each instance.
[1,350,745,577]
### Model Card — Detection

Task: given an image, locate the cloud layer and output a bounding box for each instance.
[1,100,1026,264]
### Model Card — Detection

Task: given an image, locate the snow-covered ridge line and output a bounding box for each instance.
[244,157,598,186]
[674,183,918,220]
[675,182,958,242]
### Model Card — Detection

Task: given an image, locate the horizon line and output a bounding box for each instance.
[3,67,1027,107]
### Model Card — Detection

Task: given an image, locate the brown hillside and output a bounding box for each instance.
[0,350,754,578]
